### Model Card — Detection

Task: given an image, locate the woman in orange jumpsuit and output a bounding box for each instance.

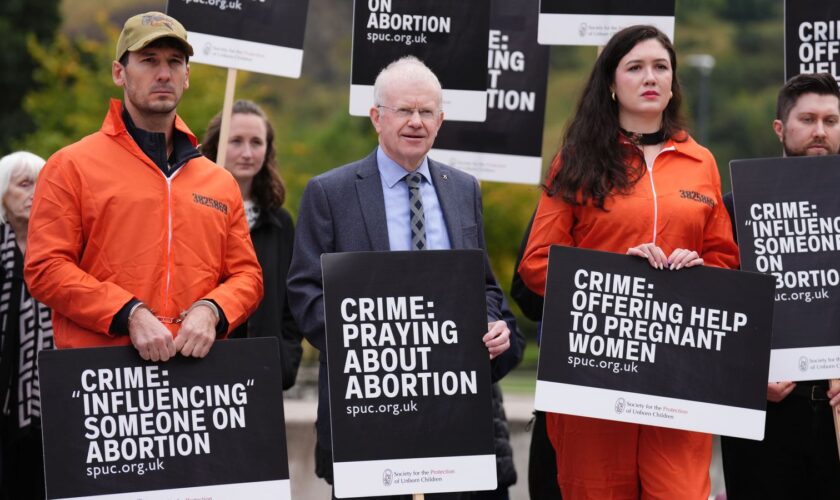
[518,25,738,499]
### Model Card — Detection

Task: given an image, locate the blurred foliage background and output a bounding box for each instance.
[3,0,788,377]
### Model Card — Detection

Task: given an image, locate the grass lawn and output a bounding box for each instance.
[499,337,540,395]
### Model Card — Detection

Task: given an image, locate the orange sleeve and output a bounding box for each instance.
[517,190,576,297]
[202,185,264,335]
[24,151,134,335]
[701,158,739,269]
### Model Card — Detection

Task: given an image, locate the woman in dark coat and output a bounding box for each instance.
[202,100,303,390]
[0,151,53,499]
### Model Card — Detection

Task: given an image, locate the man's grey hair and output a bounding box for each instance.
[373,56,443,110]
[0,151,45,224]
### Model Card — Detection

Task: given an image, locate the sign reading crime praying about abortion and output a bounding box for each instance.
[430,0,550,185]
[166,0,309,77]
[784,0,840,83]
[322,250,496,498]
[537,0,675,46]
[350,0,490,121]
[535,246,775,440]
[731,156,840,381]
[39,338,290,500]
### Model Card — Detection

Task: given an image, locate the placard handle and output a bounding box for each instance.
[831,379,840,458]
[215,68,238,168]
[413,494,424,500]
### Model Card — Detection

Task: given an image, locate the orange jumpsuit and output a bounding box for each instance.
[518,134,738,499]
[25,99,263,348]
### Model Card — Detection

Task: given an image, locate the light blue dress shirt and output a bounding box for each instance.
[377,147,452,251]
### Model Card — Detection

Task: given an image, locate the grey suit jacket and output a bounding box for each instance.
[286,149,504,445]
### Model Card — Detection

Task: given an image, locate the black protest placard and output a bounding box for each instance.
[39,338,290,499]
[538,0,675,46]
[784,0,840,83]
[535,246,774,439]
[166,0,309,77]
[731,156,840,381]
[322,250,496,498]
[430,0,549,185]
[350,0,490,121]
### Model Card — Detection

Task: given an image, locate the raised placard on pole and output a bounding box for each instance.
[350,0,491,122]
[166,0,309,78]
[430,0,550,185]
[537,0,675,46]
[784,0,840,83]
[216,68,238,168]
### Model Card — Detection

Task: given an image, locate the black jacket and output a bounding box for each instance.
[511,209,544,322]
[231,206,303,390]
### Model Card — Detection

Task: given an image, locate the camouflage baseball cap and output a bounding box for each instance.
[115,11,194,61]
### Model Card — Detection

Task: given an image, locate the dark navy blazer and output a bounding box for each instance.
[287,149,504,447]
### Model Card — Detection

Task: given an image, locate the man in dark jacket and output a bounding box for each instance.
[511,211,562,500]
[721,72,840,500]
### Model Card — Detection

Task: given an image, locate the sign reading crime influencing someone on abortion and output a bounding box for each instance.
[731,156,840,381]
[39,339,290,500]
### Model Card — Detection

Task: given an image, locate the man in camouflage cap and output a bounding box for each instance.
[25,12,263,361]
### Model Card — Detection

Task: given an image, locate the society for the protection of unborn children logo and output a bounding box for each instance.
[578,23,588,37]
[615,397,626,414]
[798,356,809,372]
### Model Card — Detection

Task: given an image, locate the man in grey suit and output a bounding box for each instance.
[287,56,511,495]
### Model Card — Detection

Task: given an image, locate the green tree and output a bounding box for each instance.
[20,0,791,349]
[676,6,783,190]
[0,0,61,154]
[17,16,237,159]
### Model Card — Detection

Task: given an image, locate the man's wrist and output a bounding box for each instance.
[182,299,220,323]
[128,302,151,329]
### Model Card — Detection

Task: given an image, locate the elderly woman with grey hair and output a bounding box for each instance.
[0,151,52,500]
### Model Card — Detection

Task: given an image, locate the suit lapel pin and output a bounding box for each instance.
[442,174,448,180]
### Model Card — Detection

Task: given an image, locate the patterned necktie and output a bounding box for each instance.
[405,172,427,250]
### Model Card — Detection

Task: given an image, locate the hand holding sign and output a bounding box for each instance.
[483,320,510,359]
[831,379,840,460]
[626,242,669,269]
[766,381,796,403]
[666,248,704,270]
[174,303,217,358]
[128,307,176,362]
[626,243,703,270]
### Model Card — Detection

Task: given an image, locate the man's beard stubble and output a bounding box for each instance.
[783,138,839,157]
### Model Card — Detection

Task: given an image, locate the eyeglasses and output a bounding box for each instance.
[377,105,440,121]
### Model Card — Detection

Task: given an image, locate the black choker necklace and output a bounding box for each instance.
[620,127,667,146]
